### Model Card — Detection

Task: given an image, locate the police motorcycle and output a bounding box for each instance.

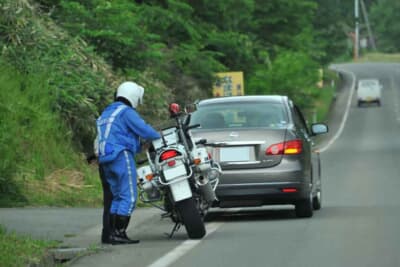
[136,103,221,239]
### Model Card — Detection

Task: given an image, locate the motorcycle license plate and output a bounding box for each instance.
[163,164,187,181]
[170,179,192,202]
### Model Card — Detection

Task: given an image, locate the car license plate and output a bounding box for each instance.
[220,146,251,162]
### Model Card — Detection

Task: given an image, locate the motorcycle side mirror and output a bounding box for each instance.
[184,103,197,113]
[169,103,180,117]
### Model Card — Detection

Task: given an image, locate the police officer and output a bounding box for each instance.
[96,81,160,244]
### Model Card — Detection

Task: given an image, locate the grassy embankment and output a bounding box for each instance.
[358,52,400,62]
[0,61,103,267]
[0,225,59,267]
[0,63,103,208]
[304,68,338,125]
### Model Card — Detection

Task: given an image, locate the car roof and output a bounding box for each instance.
[197,95,288,107]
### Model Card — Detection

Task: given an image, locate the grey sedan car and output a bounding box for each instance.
[190,95,328,218]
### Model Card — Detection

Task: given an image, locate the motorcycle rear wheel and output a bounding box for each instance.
[176,197,206,239]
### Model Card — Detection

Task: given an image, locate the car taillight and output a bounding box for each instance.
[266,139,303,155]
[266,143,284,155]
[284,139,303,154]
[282,188,298,193]
[160,150,179,161]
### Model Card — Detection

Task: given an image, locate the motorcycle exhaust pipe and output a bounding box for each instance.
[197,176,217,204]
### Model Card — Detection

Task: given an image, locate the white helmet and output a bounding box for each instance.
[116,81,144,108]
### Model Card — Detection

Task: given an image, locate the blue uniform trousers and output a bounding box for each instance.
[102,150,137,216]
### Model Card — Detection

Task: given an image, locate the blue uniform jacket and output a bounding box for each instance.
[96,101,160,164]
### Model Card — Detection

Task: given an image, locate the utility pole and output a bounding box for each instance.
[354,0,360,60]
[360,0,377,50]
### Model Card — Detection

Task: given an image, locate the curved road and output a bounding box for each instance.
[67,63,400,267]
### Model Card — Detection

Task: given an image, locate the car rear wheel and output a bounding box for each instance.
[295,193,313,218]
[312,189,321,210]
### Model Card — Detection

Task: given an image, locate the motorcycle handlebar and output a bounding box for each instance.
[185,124,200,131]
[195,138,207,145]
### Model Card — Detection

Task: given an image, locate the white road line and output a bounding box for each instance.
[146,222,223,267]
[319,69,356,153]
[391,73,400,121]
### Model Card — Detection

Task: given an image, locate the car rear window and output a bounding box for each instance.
[191,102,288,129]
[359,80,379,87]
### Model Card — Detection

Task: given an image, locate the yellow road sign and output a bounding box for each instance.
[213,72,244,97]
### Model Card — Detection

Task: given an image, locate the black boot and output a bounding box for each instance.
[110,214,140,245]
[101,213,112,244]
[101,228,111,244]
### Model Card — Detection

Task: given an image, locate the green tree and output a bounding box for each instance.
[370,0,400,52]
[252,0,317,53]
[188,0,256,33]
[313,0,353,64]
[54,0,163,70]
[248,51,320,109]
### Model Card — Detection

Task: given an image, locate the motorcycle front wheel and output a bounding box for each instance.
[176,197,206,239]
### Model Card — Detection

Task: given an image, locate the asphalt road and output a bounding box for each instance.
[2,62,400,267]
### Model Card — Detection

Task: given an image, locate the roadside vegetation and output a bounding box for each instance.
[0,225,58,267]
[312,69,339,124]
[358,52,400,63]
[0,62,105,207]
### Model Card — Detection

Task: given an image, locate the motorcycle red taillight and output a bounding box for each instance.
[266,139,303,155]
[160,150,180,161]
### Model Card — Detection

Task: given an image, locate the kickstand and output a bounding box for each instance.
[165,222,182,239]
[161,212,171,219]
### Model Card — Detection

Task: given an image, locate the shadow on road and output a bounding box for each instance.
[205,206,298,222]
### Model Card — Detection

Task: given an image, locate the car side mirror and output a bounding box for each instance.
[311,123,328,135]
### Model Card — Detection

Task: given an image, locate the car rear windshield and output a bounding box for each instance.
[359,80,379,87]
[191,102,288,129]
